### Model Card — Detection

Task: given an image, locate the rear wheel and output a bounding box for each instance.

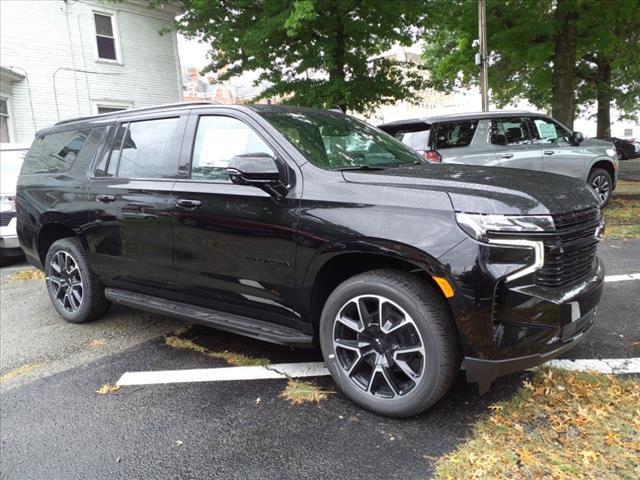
[45,238,110,323]
[588,168,612,207]
[319,269,460,417]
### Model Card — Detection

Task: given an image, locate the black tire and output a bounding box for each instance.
[588,168,612,207]
[319,269,460,417]
[44,237,110,323]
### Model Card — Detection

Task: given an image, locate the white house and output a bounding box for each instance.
[0,0,183,144]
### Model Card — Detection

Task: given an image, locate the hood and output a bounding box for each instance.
[342,163,600,215]
[582,138,613,148]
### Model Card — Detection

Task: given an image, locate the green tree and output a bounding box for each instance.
[575,1,640,137]
[422,0,640,133]
[158,0,427,113]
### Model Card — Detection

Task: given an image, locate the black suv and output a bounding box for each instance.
[17,103,605,417]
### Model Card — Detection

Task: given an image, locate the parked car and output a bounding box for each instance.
[0,144,28,263]
[17,103,604,417]
[598,136,638,160]
[379,111,619,206]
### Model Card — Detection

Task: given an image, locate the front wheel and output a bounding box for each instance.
[45,237,110,323]
[588,168,612,207]
[319,269,460,417]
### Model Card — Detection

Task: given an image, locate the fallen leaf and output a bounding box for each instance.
[96,384,121,395]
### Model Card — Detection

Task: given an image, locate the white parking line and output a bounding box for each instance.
[116,362,328,386]
[545,358,640,374]
[604,273,640,282]
[116,358,640,387]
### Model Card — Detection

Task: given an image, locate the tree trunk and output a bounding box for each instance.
[551,0,578,129]
[329,1,347,112]
[596,58,612,137]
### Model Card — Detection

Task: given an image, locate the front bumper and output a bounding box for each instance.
[464,307,595,393]
[438,237,604,391]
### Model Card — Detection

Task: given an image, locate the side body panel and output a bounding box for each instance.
[294,165,467,331]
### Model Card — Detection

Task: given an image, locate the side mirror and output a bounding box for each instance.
[227,153,288,196]
[492,132,507,146]
[572,131,584,145]
[227,153,281,183]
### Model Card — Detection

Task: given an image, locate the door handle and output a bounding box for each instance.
[96,194,116,203]
[500,154,514,159]
[544,150,555,156]
[176,199,202,209]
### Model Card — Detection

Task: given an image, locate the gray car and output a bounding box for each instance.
[379,110,619,206]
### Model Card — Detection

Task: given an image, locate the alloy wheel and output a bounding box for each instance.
[591,175,610,205]
[332,295,426,399]
[47,250,84,312]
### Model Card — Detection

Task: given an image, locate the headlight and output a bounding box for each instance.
[455,212,554,242]
[606,147,617,158]
[456,212,549,282]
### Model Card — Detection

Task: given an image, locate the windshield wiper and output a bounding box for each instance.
[331,165,388,171]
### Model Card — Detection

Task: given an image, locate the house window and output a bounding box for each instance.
[0,99,9,143]
[97,106,127,115]
[94,13,117,61]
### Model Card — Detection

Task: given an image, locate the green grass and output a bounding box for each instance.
[605,196,640,239]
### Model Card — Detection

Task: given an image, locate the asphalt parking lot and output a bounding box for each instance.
[1,239,639,480]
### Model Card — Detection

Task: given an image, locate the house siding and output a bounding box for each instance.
[0,0,182,143]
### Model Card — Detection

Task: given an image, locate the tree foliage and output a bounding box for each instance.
[422,0,640,132]
[160,0,427,113]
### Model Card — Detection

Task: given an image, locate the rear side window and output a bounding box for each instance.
[95,117,181,178]
[431,121,478,149]
[491,118,532,145]
[22,129,91,174]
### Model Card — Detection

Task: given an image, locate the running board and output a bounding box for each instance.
[104,288,314,348]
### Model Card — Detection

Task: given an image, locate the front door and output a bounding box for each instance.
[84,113,188,296]
[529,116,586,180]
[172,112,300,327]
[491,117,543,171]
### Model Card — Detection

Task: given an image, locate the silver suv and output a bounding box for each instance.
[379,111,619,206]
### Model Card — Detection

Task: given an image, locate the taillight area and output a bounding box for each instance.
[418,150,442,163]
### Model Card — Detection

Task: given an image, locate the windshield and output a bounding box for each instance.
[258,109,425,170]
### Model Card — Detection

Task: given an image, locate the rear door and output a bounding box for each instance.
[171,110,300,328]
[490,117,542,170]
[431,119,496,165]
[84,111,188,296]
[528,116,586,180]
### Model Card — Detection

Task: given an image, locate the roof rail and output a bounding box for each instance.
[54,101,217,126]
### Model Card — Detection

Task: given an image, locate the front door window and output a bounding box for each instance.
[528,117,572,146]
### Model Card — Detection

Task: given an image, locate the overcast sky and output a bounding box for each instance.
[178,35,211,70]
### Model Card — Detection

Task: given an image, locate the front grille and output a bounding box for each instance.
[0,211,16,227]
[535,207,601,288]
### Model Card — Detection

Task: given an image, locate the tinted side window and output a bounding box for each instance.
[432,121,478,149]
[22,129,91,174]
[491,118,532,145]
[191,116,274,181]
[95,117,180,178]
[528,117,572,145]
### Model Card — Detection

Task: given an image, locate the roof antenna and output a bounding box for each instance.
[329,105,345,113]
